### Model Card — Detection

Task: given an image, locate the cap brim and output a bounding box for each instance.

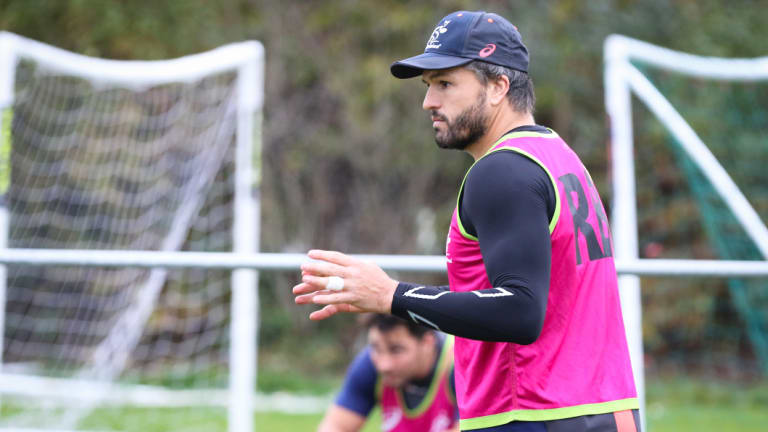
[390,53,473,79]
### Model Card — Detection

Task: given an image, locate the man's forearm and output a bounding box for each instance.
[317,405,366,432]
[390,282,544,343]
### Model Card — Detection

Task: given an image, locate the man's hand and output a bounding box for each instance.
[293,250,399,320]
[443,423,461,432]
[317,405,366,432]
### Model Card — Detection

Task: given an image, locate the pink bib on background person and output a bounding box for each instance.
[379,336,458,432]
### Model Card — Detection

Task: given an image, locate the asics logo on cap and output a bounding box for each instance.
[479,44,496,58]
[425,20,451,50]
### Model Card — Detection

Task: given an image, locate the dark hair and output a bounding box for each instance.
[465,60,535,114]
[364,314,432,339]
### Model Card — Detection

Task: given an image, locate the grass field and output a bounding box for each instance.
[644,377,768,432]
[254,409,382,432]
[1,377,765,431]
[78,406,382,432]
[271,388,768,432]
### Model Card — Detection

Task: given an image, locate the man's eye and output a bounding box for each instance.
[440,81,450,88]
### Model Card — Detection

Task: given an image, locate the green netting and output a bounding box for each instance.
[672,139,768,375]
[631,61,768,377]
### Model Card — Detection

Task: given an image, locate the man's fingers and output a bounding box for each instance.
[301,274,348,292]
[292,282,323,295]
[295,250,381,320]
[311,292,352,305]
[308,249,356,267]
[300,260,347,277]
[309,305,339,321]
[294,292,319,304]
[309,304,363,320]
[294,291,352,305]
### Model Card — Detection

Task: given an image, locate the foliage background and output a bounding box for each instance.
[1,0,767,413]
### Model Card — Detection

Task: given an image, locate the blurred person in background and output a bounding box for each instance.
[318,314,458,432]
[296,10,639,432]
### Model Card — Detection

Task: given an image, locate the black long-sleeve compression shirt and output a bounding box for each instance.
[391,126,556,343]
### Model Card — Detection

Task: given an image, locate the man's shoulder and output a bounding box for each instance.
[335,346,379,416]
[348,346,376,376]
[467,149,549,189]
[462,142,557,223]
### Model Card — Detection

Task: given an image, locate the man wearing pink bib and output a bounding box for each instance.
[319,315,458,432]
[294,10,640,432]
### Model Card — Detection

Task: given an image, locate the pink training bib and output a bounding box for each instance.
[446,129,637,431]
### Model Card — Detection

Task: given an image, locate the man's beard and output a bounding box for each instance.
[432,93,489,150]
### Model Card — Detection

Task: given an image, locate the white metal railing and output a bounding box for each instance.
[0,249,765,427]
[0,248,766,276]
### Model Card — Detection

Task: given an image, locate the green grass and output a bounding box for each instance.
[1,377,766,431]
[56,407,376,432]
[258,410,382,432]
[646,404,768,432]
[255,412,323,431]
[0,397,377,432]
[645,377,768,432]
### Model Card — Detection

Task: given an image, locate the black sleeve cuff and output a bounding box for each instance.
[390,281,419,320]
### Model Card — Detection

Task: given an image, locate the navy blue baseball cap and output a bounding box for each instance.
[391,11,529,79]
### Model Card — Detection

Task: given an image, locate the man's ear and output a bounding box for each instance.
[488,74,510,106]
[420,331,437,347]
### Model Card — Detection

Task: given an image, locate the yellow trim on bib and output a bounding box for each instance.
[455,129,562,240]
[397,335,454,418]
[459,398,640,430]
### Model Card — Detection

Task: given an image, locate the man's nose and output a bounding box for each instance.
[422,86,440,111]
[377,355,395,372]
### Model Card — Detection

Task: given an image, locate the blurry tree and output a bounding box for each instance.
[2,0,767,379]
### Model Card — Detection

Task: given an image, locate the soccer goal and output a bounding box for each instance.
[605,34,768,428]
[0,32,263,432]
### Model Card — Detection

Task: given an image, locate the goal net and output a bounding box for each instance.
[605,35,768,425]
[0,32,262,431]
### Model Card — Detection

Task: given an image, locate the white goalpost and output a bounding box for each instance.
[604,34,768,429]
[0,32,263,432]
